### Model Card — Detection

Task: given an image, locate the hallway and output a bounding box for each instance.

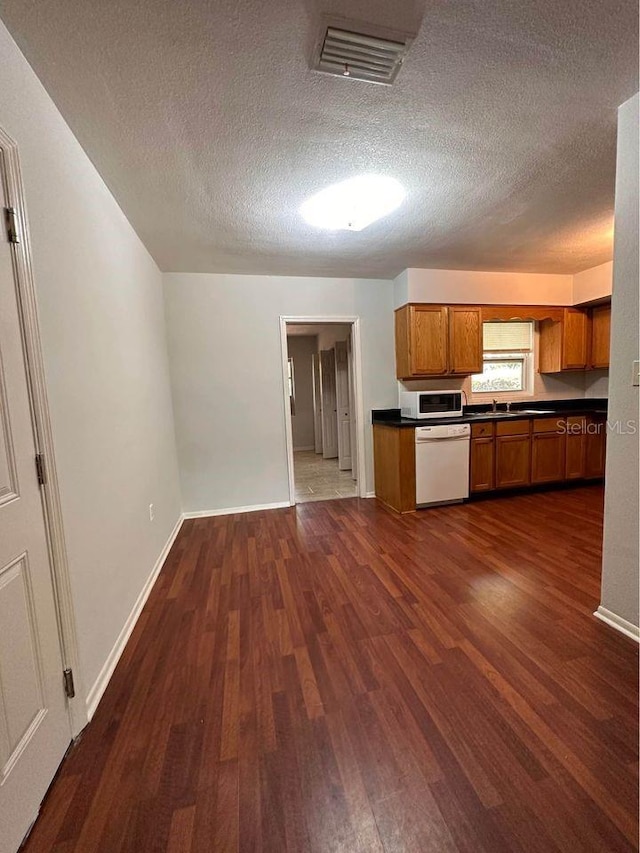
[293,449,358,503]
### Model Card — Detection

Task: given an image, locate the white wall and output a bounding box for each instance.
[573,261,613,305]
[599,93,639,631]
[286,335,316,450]
[393,269,409,308]
[0,22,182,709]
[163,274,396,511]
[402,268,574,305]
[396,263,613,308]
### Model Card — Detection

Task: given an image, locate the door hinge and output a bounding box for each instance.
[4,206,20,243]
[35,453,46,486]
[63,668,75,699]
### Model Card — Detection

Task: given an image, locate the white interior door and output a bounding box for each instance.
[311,352,323,454]
[347,333,358,482]
[0,162,71,853]
[320,349,338,459]
[334,340,352,471]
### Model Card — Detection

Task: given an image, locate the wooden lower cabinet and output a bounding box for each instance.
[470,437,495,492]
[466,413,605,496]
[495,435,531,488]
[373,425,416,513]
[470,421,494,492]
[530,417,566,484]
[585,415,607,478]
[531,432,566,484]
[565,416,587,479]
[494,420,531,489]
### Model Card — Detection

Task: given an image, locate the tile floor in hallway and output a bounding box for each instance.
[293,449,358,503]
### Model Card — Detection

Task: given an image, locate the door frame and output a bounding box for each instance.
[0,127,84,736]
[279,316,367,504]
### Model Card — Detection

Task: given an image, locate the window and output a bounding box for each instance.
[471,322,534,395]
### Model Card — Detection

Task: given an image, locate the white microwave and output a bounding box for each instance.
[400,390,464,420]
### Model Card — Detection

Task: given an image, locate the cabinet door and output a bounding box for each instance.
[410,306,448,375]
[590,305,611,369]
[470,437,494,492]
[565,416,587,479]
[495,435,531,489]
[531,433,566,484]
[585,416,606,478]
[562,309,589,370]
[448,307,483,375]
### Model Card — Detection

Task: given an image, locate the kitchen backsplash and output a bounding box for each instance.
[398,369,608,404]
[584,369,609,397]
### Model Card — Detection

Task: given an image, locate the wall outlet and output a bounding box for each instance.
[149,503,155,521]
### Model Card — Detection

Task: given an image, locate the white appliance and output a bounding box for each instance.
[400,390,463,420]
[415,424,471,507]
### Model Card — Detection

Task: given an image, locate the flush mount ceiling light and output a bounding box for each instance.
[300,175,406,231]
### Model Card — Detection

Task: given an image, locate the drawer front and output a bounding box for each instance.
[496,419,531,436]
[471,422,494,438]
[533,417,565,434]
[566,415,587,429]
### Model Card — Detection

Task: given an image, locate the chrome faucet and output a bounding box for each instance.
[506,402,512,412]
[492,399,498,413]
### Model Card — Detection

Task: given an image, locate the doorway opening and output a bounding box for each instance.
[280,317,366,505]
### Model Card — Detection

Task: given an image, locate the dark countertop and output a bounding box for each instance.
[372,399,608,429]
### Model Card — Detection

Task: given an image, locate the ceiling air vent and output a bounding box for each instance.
[313,25,410,85]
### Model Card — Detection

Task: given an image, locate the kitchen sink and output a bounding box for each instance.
[466,409,555,418]
[466,411,522,418]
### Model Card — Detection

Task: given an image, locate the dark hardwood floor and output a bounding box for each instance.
[25,485,638,852]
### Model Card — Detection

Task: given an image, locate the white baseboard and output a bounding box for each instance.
[594,606,640,642]
[183,501,290,519]
[293,445,315,452]
[365,491,376,498]
[85,514,185,720]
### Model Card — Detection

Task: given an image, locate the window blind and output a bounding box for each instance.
[483,321,533,352]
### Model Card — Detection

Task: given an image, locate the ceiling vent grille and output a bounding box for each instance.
[313,26,410,85]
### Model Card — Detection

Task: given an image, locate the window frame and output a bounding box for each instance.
[471,321,535,398]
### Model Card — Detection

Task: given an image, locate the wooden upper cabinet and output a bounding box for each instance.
[448,307,483,374]
[539,308,590,373]
[395,304,481,379]
[412,306,448,375]
[590,304,611,369]
[395,305,448,377]
[563,308,590,370]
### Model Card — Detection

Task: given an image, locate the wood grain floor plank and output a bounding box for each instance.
[23,486,638,852]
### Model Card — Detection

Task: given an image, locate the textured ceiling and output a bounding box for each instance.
[0,0,637,277]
